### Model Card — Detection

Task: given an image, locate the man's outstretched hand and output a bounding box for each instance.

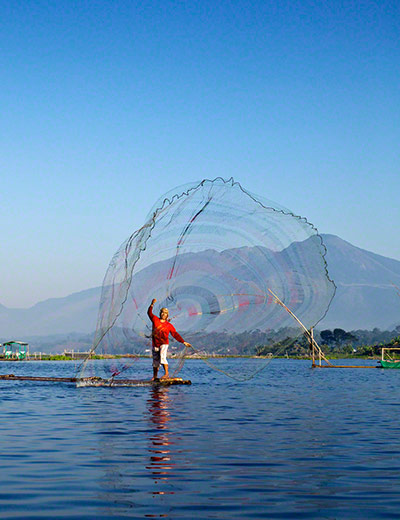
[184,342,192,348]
[151,298,157,305]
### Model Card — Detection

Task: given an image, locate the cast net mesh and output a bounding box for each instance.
[77,178,335,384]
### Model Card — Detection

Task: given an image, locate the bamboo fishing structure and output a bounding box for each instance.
[267,288,378,369]
[267,289,332,367]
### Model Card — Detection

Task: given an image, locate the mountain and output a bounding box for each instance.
[0,234,399,338]
[318,234,400,330]
[0,287,101,338]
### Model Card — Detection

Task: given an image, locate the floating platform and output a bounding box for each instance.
[0,374,191,386]
[77,377,191,387]
[312,364,378,369]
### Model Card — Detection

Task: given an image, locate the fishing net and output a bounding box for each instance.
[78,178,335,384]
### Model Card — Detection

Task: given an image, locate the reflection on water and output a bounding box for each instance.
[88,384,185,518]
[146,386,175,495]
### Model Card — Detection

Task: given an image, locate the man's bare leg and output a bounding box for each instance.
[152,367,159,381]
[160,363,169,379]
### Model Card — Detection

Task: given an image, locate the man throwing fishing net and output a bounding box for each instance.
[148,299,192,380]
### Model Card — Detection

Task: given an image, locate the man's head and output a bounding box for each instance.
[160,307,169,320]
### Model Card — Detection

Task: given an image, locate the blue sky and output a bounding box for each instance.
[1,0,399,307]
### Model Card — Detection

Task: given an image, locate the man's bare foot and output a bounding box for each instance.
[160,374,170,380]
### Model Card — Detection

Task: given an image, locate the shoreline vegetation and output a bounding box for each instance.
[1,329,399,362]
[0,353,388,361]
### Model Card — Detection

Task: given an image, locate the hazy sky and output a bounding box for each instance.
[2,0,399,308]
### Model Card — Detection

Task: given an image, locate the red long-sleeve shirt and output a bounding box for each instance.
[147,305,185,348]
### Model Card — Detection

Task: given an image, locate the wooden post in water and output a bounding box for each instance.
[309,328,316,367]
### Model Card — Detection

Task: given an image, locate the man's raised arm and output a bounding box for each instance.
[148,298,157,319]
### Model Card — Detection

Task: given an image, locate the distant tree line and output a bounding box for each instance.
[319,328,357,347]
[256,325,400,358]
[317,326,400,354]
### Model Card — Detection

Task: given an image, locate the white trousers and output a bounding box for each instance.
[152,344,168,367]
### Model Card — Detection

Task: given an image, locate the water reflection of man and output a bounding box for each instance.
[147,298,192,380]
[146,386,175,491]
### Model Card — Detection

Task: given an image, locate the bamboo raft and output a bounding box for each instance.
[0,375,191,386]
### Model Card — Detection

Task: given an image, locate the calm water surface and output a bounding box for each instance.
[1,359,400,519]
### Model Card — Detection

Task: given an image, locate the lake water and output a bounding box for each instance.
[1,358,400,519]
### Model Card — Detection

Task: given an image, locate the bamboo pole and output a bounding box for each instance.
[313,364,378,369]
